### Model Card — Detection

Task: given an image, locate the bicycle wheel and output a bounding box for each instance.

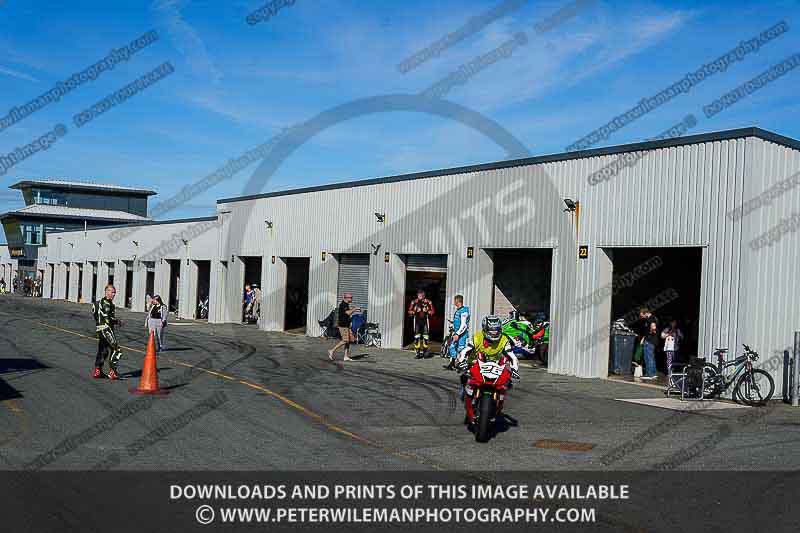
[735,369,774,406]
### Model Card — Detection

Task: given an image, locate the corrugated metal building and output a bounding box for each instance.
[40,217,221,318]
[41,128,800,393]
[1,244,16,285]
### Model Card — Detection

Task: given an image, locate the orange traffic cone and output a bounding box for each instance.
[129,331,169,395]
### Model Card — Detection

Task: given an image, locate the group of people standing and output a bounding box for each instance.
[327,288,474,366]
[91,285,170,380]
[0,276,41,296]
[242,284,262,322]
[636,308,684,380]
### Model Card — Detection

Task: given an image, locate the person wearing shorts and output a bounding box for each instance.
[328,292,361,361]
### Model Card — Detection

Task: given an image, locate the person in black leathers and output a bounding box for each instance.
[92,284,124,380]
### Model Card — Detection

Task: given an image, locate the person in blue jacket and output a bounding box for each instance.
[444,294,470,370]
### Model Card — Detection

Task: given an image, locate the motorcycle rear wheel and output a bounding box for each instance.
[475,394,493,443]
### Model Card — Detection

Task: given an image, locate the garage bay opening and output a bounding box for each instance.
[90,261,98,302]
[489,248,553,364]
[402,254,447,352]
[283,257,309,333]
[166,259,181,313]
[106,261,115,287]
[64,263,70,300]
[241,256,262,325]
[144,261,155,311]
[77,263,84,303]
[194,260,211,319]
[124,261,133,308]
[601,247,702,382]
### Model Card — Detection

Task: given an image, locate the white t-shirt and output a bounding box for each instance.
[661,328,682,351]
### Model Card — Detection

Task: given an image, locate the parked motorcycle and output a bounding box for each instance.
[467,358,514,443]
[502,316,550,365]
[531,319,550,365]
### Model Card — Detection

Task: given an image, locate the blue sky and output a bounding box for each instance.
[0,0,798,219]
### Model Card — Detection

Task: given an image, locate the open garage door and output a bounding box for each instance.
[602,247,702,381]
[144,261,155,311]
[77,264,84,303]
[336,254,370,311]
[403,254,448,349]
[491,249,552,320]
[195,260,210,319]
[90,262,98,302]
[64,263,70,300]
[241,256,263,324]
[124,261,133,308]
[166,259,181,313]
[284,257,310,333]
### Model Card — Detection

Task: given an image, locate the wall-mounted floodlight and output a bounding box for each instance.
[97,241,103,247]
[563,198,579,212]
[265,220,273,229]
[132,240,139,247]
[374,212,386,223]
[371,243,382,255]
[181,238,189,245]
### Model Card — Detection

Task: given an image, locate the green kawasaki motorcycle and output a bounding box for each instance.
[502,316,550,365]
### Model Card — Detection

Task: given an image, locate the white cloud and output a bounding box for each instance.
[151,0,222,83]
[0,64,38,82]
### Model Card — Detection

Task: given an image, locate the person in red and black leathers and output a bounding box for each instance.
[408,289,435,358]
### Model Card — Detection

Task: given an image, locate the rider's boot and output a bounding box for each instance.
[464,395,476,425]
[414,336,423,358]
[494,398,505,421]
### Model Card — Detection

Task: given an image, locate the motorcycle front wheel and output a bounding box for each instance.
[475,394,494,443]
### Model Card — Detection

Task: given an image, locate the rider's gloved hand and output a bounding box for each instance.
[510,368,520,380]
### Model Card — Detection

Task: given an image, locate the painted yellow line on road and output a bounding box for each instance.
[32,319,440,469]
[3,400,23,414]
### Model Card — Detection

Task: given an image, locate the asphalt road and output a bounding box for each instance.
[1,294,798,472]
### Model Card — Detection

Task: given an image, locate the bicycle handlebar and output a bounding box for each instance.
[742,344,759,360]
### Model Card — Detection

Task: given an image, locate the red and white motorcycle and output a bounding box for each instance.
[465,357,515,443]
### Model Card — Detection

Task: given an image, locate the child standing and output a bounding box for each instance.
[661,319,684,378]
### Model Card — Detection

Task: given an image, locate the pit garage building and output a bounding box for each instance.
[40,128,800,393]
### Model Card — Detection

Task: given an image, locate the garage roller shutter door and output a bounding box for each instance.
[405,254,447,272]
[337,254,370,310]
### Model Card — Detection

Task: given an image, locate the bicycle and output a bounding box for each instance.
[703,344,775,405]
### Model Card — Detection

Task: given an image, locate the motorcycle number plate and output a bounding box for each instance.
[479,362,503,379]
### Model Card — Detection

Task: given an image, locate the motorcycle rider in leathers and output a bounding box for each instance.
[92,284,124,380]
[408,289,435,358]
[456,315,520,425]
[444,294,470,370]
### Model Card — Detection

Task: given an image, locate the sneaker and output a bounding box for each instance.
[343,355,355,362]
[641,375,656,380]
[328,350,335,361]
[107,368,120,380]
[92,367,106,379]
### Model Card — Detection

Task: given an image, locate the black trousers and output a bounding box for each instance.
[94,327,122,370]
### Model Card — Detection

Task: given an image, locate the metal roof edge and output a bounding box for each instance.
[46,215,219,235]
[8,180,157,196]
[217,126,795,205]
